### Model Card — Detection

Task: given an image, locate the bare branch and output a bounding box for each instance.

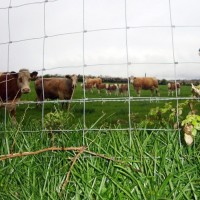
[60,146,86,192]
[0,146,85,161]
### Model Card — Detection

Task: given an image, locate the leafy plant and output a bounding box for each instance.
[44,107,72,131]
[181,114,200,145]
[144,101,189,128]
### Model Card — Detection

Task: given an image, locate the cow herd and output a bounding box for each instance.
[0,68,199,123]
[0,69,79,122]
[83,76,180,97]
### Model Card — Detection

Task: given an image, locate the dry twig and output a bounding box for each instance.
[60,146,86,192]
[0,146,84,161]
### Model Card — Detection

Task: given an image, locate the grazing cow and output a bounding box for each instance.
[35,74,78,109]
[81,83,94,93]
[191,83,200,98]
[130,77,159,96]
[105,84,118,95]
[96,83,106,94]
[0,69,38,122]
[85,77,102,88]
[118,84,128,95]
[167,82,181,96]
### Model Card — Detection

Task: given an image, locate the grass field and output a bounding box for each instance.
[0,81,197,129]
[0,81,200,199]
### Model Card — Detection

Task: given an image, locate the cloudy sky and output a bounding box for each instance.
[0,0,200,79]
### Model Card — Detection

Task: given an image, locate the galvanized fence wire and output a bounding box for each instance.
[124,0,132,144]
[41,1,47,134]
[4,0,12,127]
[0,0,200,136]
[82,0,86,145]
[168,0,181,146]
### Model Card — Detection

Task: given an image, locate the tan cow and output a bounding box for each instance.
[85,77,102,88]
[35,74,77,109]
[191,83,200,98]
[118,84,128,96]
[105,84,118,95]
[96,83,106,94]
[130,77,159,96]
[167,82,181,96]
[0,69,38,122]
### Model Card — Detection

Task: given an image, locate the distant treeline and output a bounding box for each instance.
[42,74,128,83]
[42,74,200,86]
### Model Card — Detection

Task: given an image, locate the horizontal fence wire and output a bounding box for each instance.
[0,0,200,138]
[0,96,198,106]
[0,0,58,10]
[0,128,177,134]
[1,25,200,46]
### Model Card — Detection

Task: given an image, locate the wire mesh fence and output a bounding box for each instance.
[0,0,200,144]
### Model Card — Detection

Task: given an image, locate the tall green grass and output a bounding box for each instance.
[0,121,199,199]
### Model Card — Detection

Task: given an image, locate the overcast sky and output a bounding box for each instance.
[0,0,200,79]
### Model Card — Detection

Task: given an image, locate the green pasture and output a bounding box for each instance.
[1,81,196,129]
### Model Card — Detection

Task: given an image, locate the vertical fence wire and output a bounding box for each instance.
[4,0,12,128]
[82,0,86,145]
[124,0,132,147]
[168,0,182,146]
[41,1,47,135]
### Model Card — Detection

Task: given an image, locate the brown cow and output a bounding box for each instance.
[130,77,159,96]
[85,77,102,88]
[167,82,181,96]
[118,84,128,96]
[96,83,106,94]
[81,83,94,93]
[34,74,77,109]
[105,84,118,95]
[0,69,38,122]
